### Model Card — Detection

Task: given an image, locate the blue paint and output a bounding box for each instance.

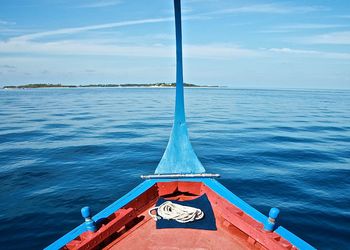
[202,179,267,223]
[264,207,279,231]
[155,0,205,174]
[81,206,97,232]
[45,180,157,250]
[45,224,86,250]
[269,207,280,219]
[84,219,97,232]
[80,206,91,219]
[202,179,315,250]
[46,178,315,250]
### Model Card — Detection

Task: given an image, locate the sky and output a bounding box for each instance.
[0,0,350,89]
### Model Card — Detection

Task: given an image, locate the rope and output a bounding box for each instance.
[148,201,204,223]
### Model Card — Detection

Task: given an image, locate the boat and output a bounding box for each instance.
[46,1,316,249]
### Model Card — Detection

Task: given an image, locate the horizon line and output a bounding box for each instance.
[1,82,349,91]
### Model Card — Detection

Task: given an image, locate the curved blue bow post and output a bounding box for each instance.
[155,0,206,174]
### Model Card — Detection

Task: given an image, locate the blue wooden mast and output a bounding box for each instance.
[155,0,206,174]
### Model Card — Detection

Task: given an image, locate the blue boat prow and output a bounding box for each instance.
[155,0,205,174]
[46,1,316,249]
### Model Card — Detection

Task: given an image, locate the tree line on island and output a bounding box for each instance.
[3,83,219,89]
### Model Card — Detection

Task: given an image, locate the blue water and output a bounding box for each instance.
[0,88,349,249]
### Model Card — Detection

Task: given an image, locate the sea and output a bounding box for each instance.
[0,87,349,249]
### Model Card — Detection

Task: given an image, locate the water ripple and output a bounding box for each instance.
[0,88,349,250]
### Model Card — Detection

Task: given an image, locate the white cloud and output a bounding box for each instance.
[78,0,122,8]
[0,28,38,35]
[336,15,350,19]
[0,64,16,69]
[1,15,349,62]
[10,17,173,42]
[299,31,350,45]
[288,24,347,29]
[0,38,259,59]
[260,23,348,33]
[267,47,350,59]
[209,3,328,15]
[0,19,16,25]
[2,35,350,61]
[185,44,258,59]
[0,39,170,57]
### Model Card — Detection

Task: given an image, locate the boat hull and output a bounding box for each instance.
[46,179,315,250]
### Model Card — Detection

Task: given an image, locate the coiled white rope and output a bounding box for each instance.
[148,201,204,223]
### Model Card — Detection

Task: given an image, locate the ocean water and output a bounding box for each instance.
[0,88,349,249]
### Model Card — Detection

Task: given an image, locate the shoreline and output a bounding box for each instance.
[1,83,220,89]
[2,86,220,90]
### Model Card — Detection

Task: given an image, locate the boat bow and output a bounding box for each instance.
[45,1,316,249]
[155,0,205,174]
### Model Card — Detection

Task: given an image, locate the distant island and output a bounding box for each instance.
[2,83,219,89]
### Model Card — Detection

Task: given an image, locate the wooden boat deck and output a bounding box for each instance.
[104,201,260,250]
[63,181,295,250]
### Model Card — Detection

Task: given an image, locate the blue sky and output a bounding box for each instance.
[0,0,349,89]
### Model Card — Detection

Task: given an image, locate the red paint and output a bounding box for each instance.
[63,181,296,250]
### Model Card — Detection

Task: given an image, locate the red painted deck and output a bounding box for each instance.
[63,182,296,250]
[106,212,251,250]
